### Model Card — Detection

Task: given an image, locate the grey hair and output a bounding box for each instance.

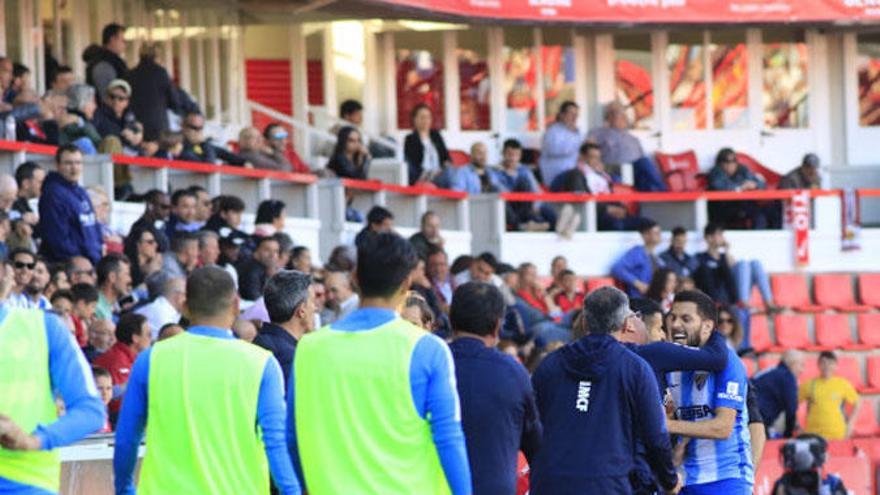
[264,270,312,324]
[582,286,630,335]
[197,229,219,249]
[66,84,95,112]
[161,276,185,299]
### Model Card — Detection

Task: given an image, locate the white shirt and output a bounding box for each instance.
[135,296,182,341]
[584,165,612,194]
[6,292,50,310]
[420,136,441,177]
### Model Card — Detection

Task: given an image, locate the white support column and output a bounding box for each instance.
[237,25,249,125]
[0,0,6,56]
[33,0,45,92]
[290,23,309,158]
[322,24,337,118]
[225,19,241,125]
[533,28,546,132]
[746,29,763,133]
[380,32,397,134]
[652,30,670,143]
[442,30,460,132]
[69,0,88,79]
[18,0,34,79]
[573,30,590,130]
[161,10,174,75]
[195,11,207,113]
[702,30,713,130]
[131,0,144,64]
[362,24,380,136]
[487,27,505,136]
[208,12,222,122]
[52,0,62,62]
[177,11,191,93]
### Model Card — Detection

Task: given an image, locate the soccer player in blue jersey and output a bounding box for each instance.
[665,290,754,495]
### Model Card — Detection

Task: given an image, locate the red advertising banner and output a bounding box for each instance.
[377,0,880,24]
[791,190,811,266]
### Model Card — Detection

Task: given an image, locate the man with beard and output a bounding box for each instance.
[666,290,753,495]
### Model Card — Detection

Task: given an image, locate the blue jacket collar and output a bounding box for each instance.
[187,325,234,339]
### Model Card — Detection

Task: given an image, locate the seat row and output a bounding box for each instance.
[769,273,880,313]
[746,351,880,395]
[750,313,880,354]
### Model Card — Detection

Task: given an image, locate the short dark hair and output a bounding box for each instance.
[579,142,601,155]
[558,101,578,116]
[263,270,312,323]
[54,144,81,163]
[92,366,111,380]
[703,222,724,237]
[96,253,130,287]
[255,235,280,250]
[672,226,687,237]
[502,138,522,151]
[450,255,473,275]
[340,99,363,117]
[356,232,418,299]
[102,23,126,45]
[50,289,73,305]
[559,269,576,278]
[12,63,30,79]
[476,252,498,272]
[186,266,237,319]
[187,185,207,196]
[9,248,35,263]
[819,351,837,362]
[14,161,42,188]
[630,297,663,318]
[51,65,73,83]
[582,286,630,335]
[70,283,99,303]
[170,232,198,254]
[116,312,147,345]
[449,282,505,336]
[638,218,658,234]
[410,103,431,124]
[292,246,309,259]
[256,199,286,225]
[263,122,285,140]
[170,188,197,206]
[366,206,393,226]
[216,195,245,213]
[158,323,183,340]
[673,290,718,326]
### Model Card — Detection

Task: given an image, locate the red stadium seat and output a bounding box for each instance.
[865,356,880,394]
[814,274,872,312]
[858,273,880,308]
[749,286,766,311]
[799,358,820,382]
[823,456,872,495]
[771,273,823,312]
[448,150,471,167]
[742,357,757,377]
[538,276,554,289]
[857,313,880,346]
[772,314,811,351]
[826,439,856,457]
[851,399,879,438]
[814,313,864,351]
[758,354,778,371]
[585,277,615,294]
[796,401,808,427]
[734,151,781,189]
[654,150,703,192]
[750,315,773,353]
[836,355,864,390]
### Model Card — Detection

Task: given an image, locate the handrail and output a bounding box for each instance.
[500,189,841,203]
[248,101,337,142]
[307,104,399,153]
[342,177,467,200]
[112,154,318,184]
[0,140,58,155]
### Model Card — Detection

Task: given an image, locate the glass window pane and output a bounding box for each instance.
[542,30,575,128]
[504,27,538,133]
[395,30,445,129]
[763,31,808,128]
[614,33,654,130]
[710,31,749,129]
[667,32,706,130]
[457,28,490,131]
[857,33,880,127]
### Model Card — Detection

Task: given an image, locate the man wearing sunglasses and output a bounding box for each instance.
[6,248,37,309]
[179,112,247,167]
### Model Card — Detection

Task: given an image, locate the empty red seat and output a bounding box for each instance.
[586,277,615,294]
[654,150,703,192]
[758,355,778,371]
[771,273,823,312]
[837,355,864,390]
[858,273,880,308]
[851,399,879,438]
[826,439,856,457]
[742,357,757,377]
[814,274,872,312]
[448,150,471,167]
[814,313,863,350]
[857,313,880,346]
[750,315,772,353]
[865,356,880,394]
[734,151,781,189]
[749,286,766,311]
[772,314,811,351]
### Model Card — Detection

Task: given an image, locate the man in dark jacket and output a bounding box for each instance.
[86,24,129,98]
[253,270,315,389]
[753,350,804,438]
[237,236,280,301]
[449,282,542,495]
[531,286,681,495]
[38,145,103,263]
[179,112,246,165]
[127,43,180,142]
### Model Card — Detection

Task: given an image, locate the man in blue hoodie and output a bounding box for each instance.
[531,286,681,495]
[611,219,665,297]
[666,290,753,495]
[38,145,103,264]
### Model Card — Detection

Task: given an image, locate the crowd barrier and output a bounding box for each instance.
[0,140,878,275]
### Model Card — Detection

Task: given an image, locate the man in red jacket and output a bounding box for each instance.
[93,313,150,402]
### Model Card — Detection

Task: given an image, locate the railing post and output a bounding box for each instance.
[469,193,505,258]
[456,197,470,232]
[207,168,221,197]
[317,180,347,261]
[304,183,319,219]
[584,200,597,232]
[694,198,709,232]
[258,178,272,201]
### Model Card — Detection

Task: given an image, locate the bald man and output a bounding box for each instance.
[440,141,500,193]
[238,126,287,170]
[0,175,18,212]
[753,349,804,438]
